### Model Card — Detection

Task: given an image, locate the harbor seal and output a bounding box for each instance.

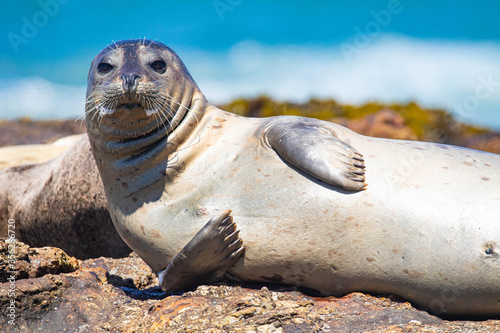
[85,39,500,317]
[0,135,131,259]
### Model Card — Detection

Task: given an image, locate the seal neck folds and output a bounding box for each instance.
[88,94,205,169]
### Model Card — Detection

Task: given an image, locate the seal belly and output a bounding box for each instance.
[196,123,500,315]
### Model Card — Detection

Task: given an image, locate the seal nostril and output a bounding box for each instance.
[122,74,141,92]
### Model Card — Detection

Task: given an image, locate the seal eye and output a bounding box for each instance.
[150,60,167,74]
[97,62,114,74]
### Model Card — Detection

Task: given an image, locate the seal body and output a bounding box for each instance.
[86,39,500,317]
[0,135,130,259]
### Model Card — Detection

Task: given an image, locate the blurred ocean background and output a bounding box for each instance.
[1,0,500,129]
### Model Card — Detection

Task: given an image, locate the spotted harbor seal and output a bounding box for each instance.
[0,135,131,259]
[85,39,500,317]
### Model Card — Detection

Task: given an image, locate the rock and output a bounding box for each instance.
[0,239,79,282]
[1,240,499,332]
[464,133,500,154]
[0,119,86,148]
[0,136,130,259]
[334,109,418,141]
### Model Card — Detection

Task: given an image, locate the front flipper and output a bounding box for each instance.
[265,121,366,191]
[158,210,244,293]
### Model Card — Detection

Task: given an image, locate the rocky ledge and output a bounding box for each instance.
[0,239,499,332]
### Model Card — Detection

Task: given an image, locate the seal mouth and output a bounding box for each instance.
[112,102,160,116]
[116,103,143,110]
[111,102,160,117]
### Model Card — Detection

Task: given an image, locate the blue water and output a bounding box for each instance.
[1,0,499,129]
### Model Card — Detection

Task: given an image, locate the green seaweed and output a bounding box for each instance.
[218,96,492,143]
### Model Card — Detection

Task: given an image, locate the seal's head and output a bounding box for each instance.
[85,39,209,193]
[85,39,206,138]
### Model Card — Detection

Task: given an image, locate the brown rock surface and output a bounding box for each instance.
[464,133,500,154]
[0,238,79,282]
[333,110,418,141]
[0,119,86,147]
[1,240,499,332]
